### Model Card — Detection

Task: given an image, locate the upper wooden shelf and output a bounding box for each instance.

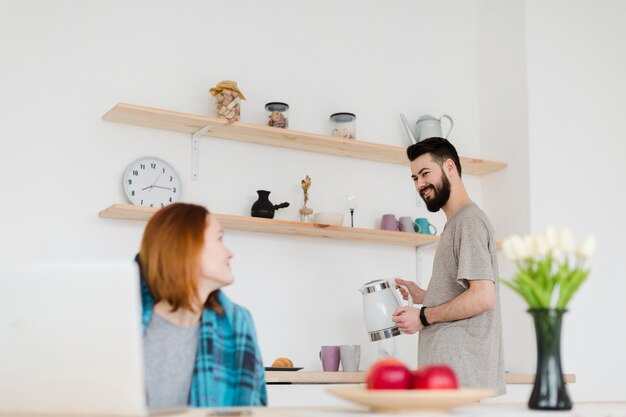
[264,371,576,385]
[103,103,507,175]
[99,204,440,248]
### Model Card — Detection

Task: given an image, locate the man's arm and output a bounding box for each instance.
[392,279,495,334]
[424,279,495,324]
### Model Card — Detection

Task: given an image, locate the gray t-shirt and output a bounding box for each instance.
[143,312,200,407]
[418,202,506,395]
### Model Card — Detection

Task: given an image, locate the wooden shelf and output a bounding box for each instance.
[265,371,576,385]
[103,103,507,176]
[99,204,440,248]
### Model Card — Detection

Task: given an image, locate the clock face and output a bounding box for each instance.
[123,157,181,208]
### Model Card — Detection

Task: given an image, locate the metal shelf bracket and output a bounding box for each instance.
[191,124,212,181]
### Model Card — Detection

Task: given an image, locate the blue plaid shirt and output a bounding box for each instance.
[139,278,267,407]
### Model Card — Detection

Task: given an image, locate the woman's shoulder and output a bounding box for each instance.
[215,291,254,322]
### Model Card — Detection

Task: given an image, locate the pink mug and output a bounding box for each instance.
[319,346,340,372]
[380,214,400,231]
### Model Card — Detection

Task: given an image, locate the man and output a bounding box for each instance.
[392,137,505,395]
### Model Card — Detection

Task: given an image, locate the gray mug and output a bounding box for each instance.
[340,345,361,372]
[398,216,416,233]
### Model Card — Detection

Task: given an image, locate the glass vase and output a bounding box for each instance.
[528,309,572,410]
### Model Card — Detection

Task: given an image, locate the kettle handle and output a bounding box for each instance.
[391,279,413,307]
[439,114,454,139]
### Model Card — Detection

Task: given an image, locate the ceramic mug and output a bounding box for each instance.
[398,216,416,233]
[414,218,437,235]
[340,345,361,372]
[319,345,340,372]
[380,214,401,231]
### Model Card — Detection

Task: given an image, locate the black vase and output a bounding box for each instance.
[528,309,572,411]
[250,190,289,219]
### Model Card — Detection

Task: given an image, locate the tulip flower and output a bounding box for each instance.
[545,226,558,250]
[576,235,596,259]
[558,229,575,252]
[500,229,594,310]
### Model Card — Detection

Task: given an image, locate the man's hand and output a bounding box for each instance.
[391,306,422,334]
[394,278,426,305]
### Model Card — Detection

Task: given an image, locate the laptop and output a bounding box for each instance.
[0,261,176,416]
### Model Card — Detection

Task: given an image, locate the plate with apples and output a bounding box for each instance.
[327,358,495,413]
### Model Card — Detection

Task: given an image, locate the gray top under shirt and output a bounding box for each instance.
[418,202,506,395]
[143,313,199,407]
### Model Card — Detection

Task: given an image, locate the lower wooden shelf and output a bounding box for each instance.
[99,204,440,247]
[264,371,576,385]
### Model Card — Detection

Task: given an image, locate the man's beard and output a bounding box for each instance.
[421,174,451,212]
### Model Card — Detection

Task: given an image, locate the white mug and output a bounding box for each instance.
[340,345,361,372]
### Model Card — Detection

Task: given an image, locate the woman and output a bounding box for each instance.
[136,202,267,408]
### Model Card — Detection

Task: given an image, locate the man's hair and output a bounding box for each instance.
[139,202,222,314]
[406,137,462,177]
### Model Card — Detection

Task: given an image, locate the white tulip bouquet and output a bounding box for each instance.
[501,227,596,310]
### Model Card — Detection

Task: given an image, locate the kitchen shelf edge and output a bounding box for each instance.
[103,103,507,175]
[99,204,440,248]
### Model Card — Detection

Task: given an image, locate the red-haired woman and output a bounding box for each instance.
[136,202,267,408]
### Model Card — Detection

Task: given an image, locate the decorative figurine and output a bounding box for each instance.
[299,175,313,223]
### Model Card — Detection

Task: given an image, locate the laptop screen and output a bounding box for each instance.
[0,261,149,416]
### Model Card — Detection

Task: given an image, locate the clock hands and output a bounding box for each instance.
[141,174,172,191]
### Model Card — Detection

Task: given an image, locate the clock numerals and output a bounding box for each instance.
[151,163,156,169]
[140,164,145,170]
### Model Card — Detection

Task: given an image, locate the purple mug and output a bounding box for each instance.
[380,214,400,231]
[319,345,340,372]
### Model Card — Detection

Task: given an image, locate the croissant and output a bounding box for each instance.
[272,357,294,367]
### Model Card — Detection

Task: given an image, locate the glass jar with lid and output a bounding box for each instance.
[330,112,356,139]
[265,102,289,128]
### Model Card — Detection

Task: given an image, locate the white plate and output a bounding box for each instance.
[327,385,495,413]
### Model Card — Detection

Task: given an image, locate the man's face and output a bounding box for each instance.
[410,153,451,213]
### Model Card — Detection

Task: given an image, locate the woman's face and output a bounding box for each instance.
[198,217,234,287]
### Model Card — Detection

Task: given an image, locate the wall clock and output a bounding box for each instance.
[123,157,181,208]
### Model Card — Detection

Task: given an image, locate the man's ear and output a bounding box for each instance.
[444,158,457,177]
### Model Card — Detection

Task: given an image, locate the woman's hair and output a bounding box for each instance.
[139,202,222,314]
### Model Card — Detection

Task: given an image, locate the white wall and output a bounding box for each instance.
[525,0,626,401]
[0,0,484,375]
[2,0,623,405]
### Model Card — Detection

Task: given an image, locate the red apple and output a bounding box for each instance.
[411,365,459,389]
[366,358,412,390]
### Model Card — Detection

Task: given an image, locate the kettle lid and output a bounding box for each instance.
[359,279,393,294]
[416,114,438,123]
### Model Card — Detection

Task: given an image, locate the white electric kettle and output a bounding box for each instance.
[400,113,454,144]
[359,279,413,341]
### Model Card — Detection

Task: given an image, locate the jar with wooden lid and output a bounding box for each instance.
[209,80,246,122]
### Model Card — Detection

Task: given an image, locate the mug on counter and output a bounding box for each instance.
[380,214,401,232]
[340,345,361,372]
[319,345,340,372]
[414,218,437,235]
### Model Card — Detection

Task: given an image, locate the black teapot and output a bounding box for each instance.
[250,190,289,219]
